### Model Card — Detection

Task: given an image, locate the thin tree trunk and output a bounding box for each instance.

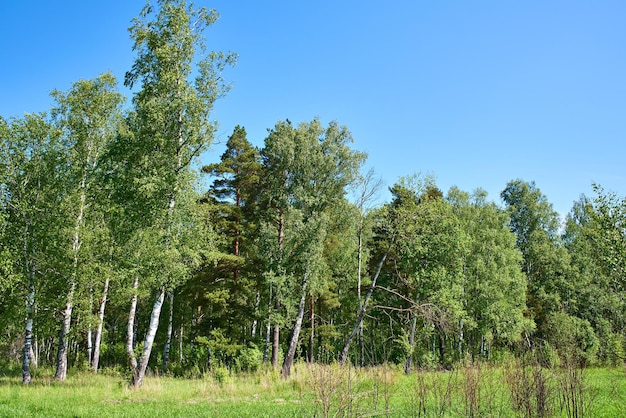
[163,291,174,372]
[127,276,139,382]
[356,220,365,367]
[132,287,165,388]
[405,313,418,374]
[22,276,35,384]
[358,323,365,368]
[458,318,464,361]
[272,323,280,368]
[87,283,93,368]
[339,239,394,365]
[251,291,260,338]
[92,277,110,373]
[31,338,38,369]
[178,325,184,363]
[281,271,309,379]
[271,207,285,368]
[308,294,314,363]
[438,332,445,364]
[54,281,76,381]
[21,218,35,385]
[263,320,271,364]
[55,170,87,381]
[263,283,272,363]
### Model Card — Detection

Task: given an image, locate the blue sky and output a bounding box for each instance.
[1,1,625,218]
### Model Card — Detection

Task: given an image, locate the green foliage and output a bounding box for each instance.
[502,179,573,341]
[235,345,264,373]
[1,0,625,387]
[449,187,530,353]
[546,312,598,366]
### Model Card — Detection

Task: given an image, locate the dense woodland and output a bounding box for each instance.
[1,0,625,388]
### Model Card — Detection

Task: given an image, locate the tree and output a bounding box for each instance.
[448,187,529,359]
[1,114,66,384]
[389,178,465,371]
[50,73,124,381]
[123,0,236,388]
[564,187,626,364]
[258,119,365,377]
[501,180,571,341]
[176,127,262,371]
[203,126,261,280]
[348,169,383,366]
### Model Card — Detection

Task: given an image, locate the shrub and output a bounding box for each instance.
[235,344,263,373]
[546,312,598,366]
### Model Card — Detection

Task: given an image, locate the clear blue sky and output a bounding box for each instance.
[1,1,625,218]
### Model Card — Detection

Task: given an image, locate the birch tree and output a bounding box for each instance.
[123,0,235,387]
[1,114,66,384]
[387,178,465,371]
[259,119,365,377]
[346,169,383,366]
[448,187,529,358]
[50,73,123,381]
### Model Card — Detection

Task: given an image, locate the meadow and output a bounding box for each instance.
[1,362,624,417]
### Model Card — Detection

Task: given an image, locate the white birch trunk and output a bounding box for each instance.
[87,284,93,368]
[55,169,87,381]
[357,222,365,367]
[127,276,139,381]
[178,325,184,363]
[21,219,35,385]
[162,291,174,371]
[251,291,260,338]
[340,239,394,365]
[22,287,35,384]
[54,281,75,381]
[132,287,165,388]
[281,270,309,379]
[92,277,109,372]
[31,338,38,369]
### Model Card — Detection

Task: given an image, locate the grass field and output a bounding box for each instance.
[0,363,624,417]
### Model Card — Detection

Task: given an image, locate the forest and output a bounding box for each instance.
[1,0,625,395]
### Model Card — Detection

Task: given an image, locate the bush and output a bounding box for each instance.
[594,319,624,366]
[546,312,598,365]
[212,366,230,384]
[235,344,263,373]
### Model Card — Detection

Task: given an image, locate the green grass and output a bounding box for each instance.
[0,364,624,417]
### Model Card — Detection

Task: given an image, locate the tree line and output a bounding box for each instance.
[1,0,624,387]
